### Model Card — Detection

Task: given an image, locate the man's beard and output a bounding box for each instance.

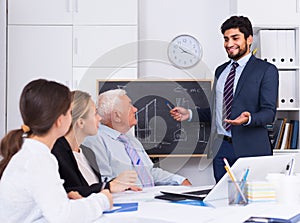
[228,44,248,60]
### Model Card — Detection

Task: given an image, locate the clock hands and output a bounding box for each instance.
[178,46,195,56]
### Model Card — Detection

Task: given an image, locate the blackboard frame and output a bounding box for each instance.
[97,79,212,157]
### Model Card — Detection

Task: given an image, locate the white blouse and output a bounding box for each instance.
[73,150,99,185]
[0,138,110,223]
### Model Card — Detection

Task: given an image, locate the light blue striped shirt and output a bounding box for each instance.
[83,124,186,187]
[216,53,252,136]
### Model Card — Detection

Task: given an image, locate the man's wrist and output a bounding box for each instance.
[243,114,251,126]
[187,109,193,122]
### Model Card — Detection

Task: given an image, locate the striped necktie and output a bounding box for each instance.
[223,62,239,131]
[118,134,154,187]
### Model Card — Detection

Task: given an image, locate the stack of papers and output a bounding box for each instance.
[247,181,276,203]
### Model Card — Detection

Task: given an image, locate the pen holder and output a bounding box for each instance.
[228,180,248,205]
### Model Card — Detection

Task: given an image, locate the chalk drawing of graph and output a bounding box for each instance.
[136,98,158,143]
[173,128,187,142]
[175,98,190,108]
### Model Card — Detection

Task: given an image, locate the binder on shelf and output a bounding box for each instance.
[277,30,286,67]
[286,122,294,149]
[258,30,278,66]
[277,30,296,67]
[285,29,296,67]
[280,122,290,150]
[290,120,299,149]
[278,70,297,108]
[274,118,287,150]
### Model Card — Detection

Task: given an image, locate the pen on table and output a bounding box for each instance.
[223,158,247,203]
[285,163,290,175]
[241,168,250,182]
[223,158,237,180]
[285,158,295,176]
[235,168,249,203]
[224,166,235,182]
[101,177,108,191]
[289,158,295,176]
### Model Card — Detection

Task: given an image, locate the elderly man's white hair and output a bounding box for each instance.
[97,89,127,124]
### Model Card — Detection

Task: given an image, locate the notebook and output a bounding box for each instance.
[159,154,296,202]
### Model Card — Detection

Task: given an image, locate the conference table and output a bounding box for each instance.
[98,185,300,223]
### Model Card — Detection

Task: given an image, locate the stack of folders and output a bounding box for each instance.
[247,181,276,203]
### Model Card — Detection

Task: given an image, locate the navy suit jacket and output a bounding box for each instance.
[196,55,279,158]
[52,137,109,197]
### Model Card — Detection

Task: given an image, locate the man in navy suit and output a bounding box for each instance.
[170,16,279,182]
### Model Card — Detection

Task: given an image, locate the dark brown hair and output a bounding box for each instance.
[221,15,253,39]
[0,79,71,178]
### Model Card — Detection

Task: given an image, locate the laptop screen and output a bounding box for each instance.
[204,154,296,201]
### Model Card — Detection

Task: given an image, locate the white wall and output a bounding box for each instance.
[0,0,6,139]
[138,0,230,79]
[138,0,232,185]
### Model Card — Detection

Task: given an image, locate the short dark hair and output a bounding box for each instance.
[221,16,253,39]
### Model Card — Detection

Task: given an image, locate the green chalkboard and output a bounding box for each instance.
[98,79,212,155]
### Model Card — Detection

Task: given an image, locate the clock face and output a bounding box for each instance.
[168,34,202,68]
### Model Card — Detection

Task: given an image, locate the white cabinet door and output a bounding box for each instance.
[73,67,137,101]
[73,0,137,25]
[0,0,6,138]
[235,0,300,25]
[73,26,138,67]
[7,26,72,132]
[8,0,72,25]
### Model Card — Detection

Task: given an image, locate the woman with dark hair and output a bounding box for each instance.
[52,90,140,197]
[0,79,112,223]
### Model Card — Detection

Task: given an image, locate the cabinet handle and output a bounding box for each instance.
[74,38,78,55]
[74,0,79,13]
[67,0,73,12]
[297,0,300,13]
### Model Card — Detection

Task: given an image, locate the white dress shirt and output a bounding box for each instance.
[215,53,252,136]
[0,138,110,223]
[83,124,186,187]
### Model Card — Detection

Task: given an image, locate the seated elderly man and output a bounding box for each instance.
[83,89,191,187]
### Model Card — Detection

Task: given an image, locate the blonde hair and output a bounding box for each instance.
[97,89,127,124]
[68,90,92,132]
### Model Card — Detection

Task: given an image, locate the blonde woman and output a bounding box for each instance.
[52,90,140,197]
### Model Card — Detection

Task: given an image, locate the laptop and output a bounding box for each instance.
[158,154,296,202]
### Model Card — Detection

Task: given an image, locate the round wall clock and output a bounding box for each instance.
[167,34,202,68]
